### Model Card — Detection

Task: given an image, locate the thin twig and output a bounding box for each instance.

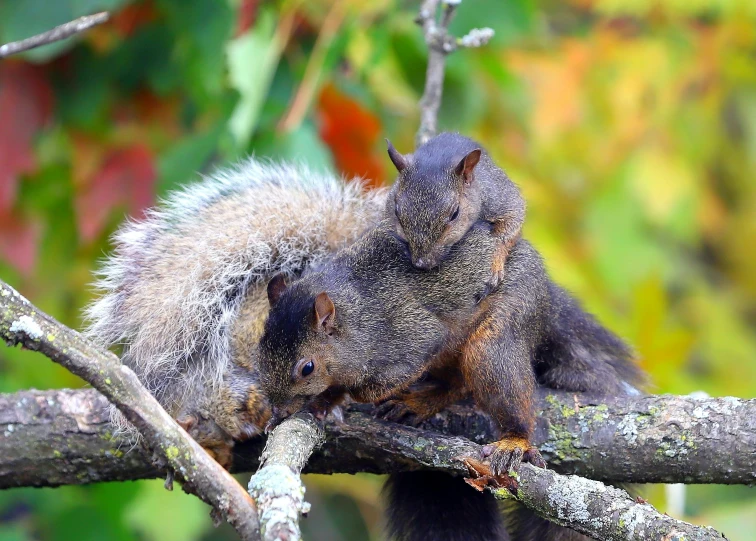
[0,12,110,59]
[415,0,494,146]
[0,281,260,540]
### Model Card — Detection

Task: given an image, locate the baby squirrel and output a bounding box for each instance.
[85,159,387,467]
[386,132,525,289]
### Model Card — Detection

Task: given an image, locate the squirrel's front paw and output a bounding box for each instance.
[484,269,505,294]
[373,399,423,426]
[483,436,546,477]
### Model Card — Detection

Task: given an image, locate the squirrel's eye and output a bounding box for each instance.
[301,360,315,377]
[449,206,460,222]
[395,203,400,217]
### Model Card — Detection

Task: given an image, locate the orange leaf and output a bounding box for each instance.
[317,83,386,188]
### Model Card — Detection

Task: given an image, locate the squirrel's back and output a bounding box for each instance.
[85,158,386,433]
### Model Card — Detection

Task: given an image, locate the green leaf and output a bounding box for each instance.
[226,9,283,148]
[157,123,226,195]
[125,480,211,541]
[253,122,335,175]
[156,0,233,101]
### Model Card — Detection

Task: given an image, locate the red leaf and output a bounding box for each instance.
[110,2,158,37]
[0,62,54,211]
[75,144,156,242]
[317,83,386,188]
[0,210,40,274]
[236,0,261,36]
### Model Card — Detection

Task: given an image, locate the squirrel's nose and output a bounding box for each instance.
[412,257,432,270]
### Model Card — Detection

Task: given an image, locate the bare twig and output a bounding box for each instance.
[0,281,260,540]
[0,12,110,59]
[248,414,325,541]
[415,0,494,146]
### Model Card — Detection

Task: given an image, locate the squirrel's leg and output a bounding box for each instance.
[374,375,469,425]
[461,307,545,477]
[177,415,236,470]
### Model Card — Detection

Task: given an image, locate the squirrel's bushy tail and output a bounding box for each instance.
[384,471,509,541]
[537,281,645,395]
[84,159,386,437]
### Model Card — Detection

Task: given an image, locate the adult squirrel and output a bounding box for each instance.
[85,159,387,466]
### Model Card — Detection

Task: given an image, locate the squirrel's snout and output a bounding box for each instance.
[412,256,433,270]
[266,405,291,433]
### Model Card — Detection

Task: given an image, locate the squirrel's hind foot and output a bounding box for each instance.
[482,436,546,477]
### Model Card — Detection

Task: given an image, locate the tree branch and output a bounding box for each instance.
[242,402,729,540]
[486,465,726,541]
[248,414,325,541]
[0,12,110,58]
[1,388,752,487]
[415,0,494,145]
[0,281,260,540]
[249,407,728,540]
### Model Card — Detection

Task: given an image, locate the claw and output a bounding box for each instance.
[330,405,345,423]
[374,400,418,425]
[524,447,547,469]
[485,436,545,478]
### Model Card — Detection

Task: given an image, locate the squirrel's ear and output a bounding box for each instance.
[455,148,482,185]
[386,139,410,173]
[267,274,288,307]
[313,292,336,335]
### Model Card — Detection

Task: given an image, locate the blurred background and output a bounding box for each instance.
[1,0,755,539]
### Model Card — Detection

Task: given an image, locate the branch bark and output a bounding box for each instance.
[486,465,726,541]
[249,405,728,540]
[0,12,110,58]
[0,281,260,540]
[2,388,752,487]
[248,414,325,541]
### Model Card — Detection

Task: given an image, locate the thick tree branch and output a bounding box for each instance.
[0,281,260,540]
[1,388,752,487]
[242,404,728,540]
[248,409,728,540]
[0,12,110,58]
[248,414,325,541]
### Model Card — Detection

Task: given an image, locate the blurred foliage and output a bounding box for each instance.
[1,0,755,539]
